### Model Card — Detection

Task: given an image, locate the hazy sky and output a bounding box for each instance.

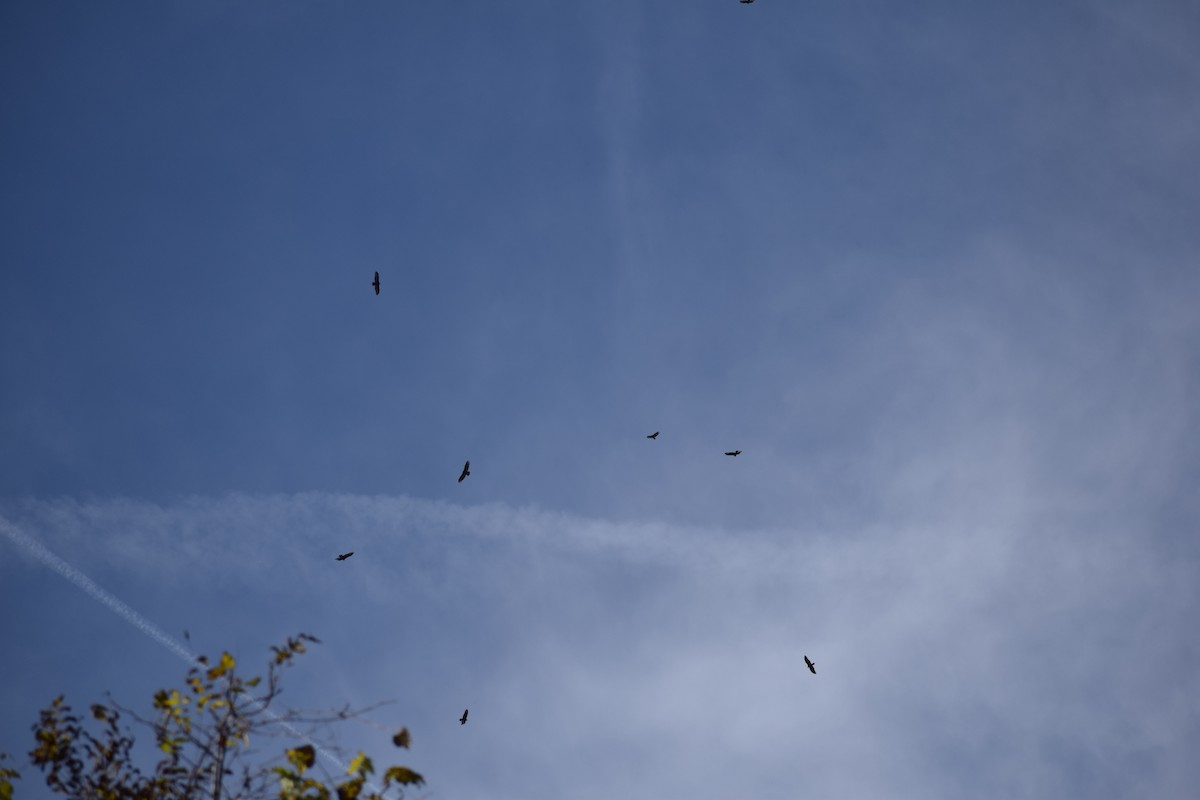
[2,2,1198,798]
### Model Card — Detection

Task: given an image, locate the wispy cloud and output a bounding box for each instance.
[3,483,1196,798]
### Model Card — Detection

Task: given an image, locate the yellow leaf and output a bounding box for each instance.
[206,652,236,681]
[156,690,184,710]
[347,752,373,777]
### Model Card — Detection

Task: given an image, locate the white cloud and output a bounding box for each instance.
[3,477,1195,799]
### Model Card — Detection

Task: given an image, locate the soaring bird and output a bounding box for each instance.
[336,552,354,561]
[372,271,381,295]
[459,709,469,725]
[458,461,471,483]
[740,0,755,4]
[804,655,816,674]
[647,431,659,439]
[724,450,742,456]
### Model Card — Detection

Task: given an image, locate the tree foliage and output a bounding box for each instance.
[21,634,424,800]
[0,752,19,800]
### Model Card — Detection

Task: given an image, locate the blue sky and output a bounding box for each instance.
[2,1,1198,798]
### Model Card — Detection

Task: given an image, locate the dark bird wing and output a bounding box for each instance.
[805,656,816,674]
[647,432,659,439]
[373,272,380,294]
[336,552,354,561]
[725,450,741,456]
[458,460,470,482]
[459,709,468,724]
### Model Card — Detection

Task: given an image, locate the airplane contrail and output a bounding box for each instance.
[0,516,371,788]
[0,517,199,664]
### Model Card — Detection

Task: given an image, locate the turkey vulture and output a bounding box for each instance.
[724,450,742,456]
[458,461,471,482]
[459,709,469,725]
[336,552,354,561]
[804,655,816,674]
[647,431,659,439]
[372,272,380,295]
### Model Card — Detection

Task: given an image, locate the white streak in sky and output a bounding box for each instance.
[0,516,200,664]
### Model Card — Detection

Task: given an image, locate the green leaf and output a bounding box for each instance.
[383,766,425,787]
[0,778,13,800]
[287,745,316,774]
[391,728,411,748]
[277,772,298,798]
[336,778,363,800]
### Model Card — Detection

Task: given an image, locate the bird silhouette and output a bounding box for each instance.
[459,709,469,725]
[724,449,742,456]
[458,461,471,482]
[336,552,354,561]
[372,272,380,295]
[740,0,755,4]
[804,655,816,674]
[647,431,659,439]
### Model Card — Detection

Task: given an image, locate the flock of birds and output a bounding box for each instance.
[355,270,814,730]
